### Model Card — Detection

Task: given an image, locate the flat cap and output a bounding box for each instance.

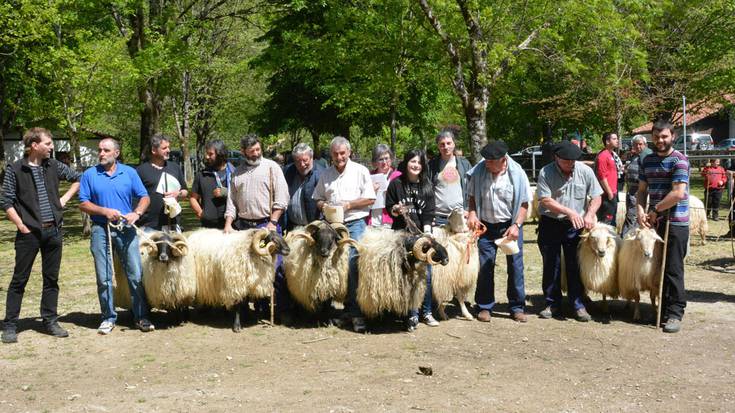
[554,140,582,160]
[480,140,509,160]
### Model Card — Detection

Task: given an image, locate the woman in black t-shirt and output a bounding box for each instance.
[385,149,438,331]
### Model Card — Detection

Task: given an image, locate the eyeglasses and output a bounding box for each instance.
[376,157,392,163]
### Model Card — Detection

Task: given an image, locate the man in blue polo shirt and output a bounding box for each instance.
[79,138,154,335]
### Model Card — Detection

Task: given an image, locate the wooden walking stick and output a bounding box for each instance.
[655,211,671,330]
[269,167,276,326]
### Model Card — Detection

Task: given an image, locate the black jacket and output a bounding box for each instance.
[1,158,80,232]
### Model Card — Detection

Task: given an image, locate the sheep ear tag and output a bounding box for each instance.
[259,241,268,249]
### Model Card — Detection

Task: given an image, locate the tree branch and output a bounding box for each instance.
[417,0,469,108]
[491,21,549,84]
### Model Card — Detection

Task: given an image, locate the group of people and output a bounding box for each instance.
[1,121,695,343]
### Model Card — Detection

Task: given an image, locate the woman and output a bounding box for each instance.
[385,149,439,331]
[367,144,401,227]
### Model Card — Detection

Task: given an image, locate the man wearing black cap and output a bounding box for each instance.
[536,140,602,322]
[467,140,531,322]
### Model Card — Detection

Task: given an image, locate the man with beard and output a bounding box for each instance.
[637,120,689,333]
[79,138,154,334]
[313,136,376,333]
[190,139,234,229]
[595,132,622,226]
[283,143,324,231]
[223,134,291,322]
[136,134,188,232]
[1,127,81,343]
[536,141,602,322]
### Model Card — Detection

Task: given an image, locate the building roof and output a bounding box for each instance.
[632,95,735,134]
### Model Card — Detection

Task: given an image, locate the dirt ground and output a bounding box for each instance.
[1,209,734,412]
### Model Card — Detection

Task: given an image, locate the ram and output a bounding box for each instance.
[617,227,663,321]
[188,228,290,332]
[577,223,621,312]
[356,227,449,319]
[283,221,356,312]
[431,209,479,320]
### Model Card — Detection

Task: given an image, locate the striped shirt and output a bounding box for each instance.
[639,150,689,226]
[1,159,81,211]
[30,166,54,223]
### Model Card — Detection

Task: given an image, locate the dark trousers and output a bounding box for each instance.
[475,220,525,314]
[4,226,63,328]
[657,222,688,320]
[621,192,639,237]
[705,188,722,218]
[597,195,617,227]
[537,216,586,310]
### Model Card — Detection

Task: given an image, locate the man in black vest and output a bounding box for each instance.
[1,127,81,343]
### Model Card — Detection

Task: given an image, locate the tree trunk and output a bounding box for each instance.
[464,99,487,163]
[389,104,398,152]
[310,129,320,155]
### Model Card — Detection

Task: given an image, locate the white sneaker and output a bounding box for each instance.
[97,320,115,335]
[422,314,440,327]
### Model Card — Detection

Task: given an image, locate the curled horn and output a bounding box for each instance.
[305,221,322,234]
[293,233,315,245]
[412,236,431,261]
[332,223,357,247]
[252,228,271,256]
[170,233,189,257]
[426,247,441,265]
[140,232,161,254]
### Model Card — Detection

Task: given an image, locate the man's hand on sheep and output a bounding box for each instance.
[466,211,481,232]
[583,212,596,230]
[223,224,234,234]
[567,210,585,230]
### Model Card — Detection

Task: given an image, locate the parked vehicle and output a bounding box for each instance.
[510,145,541,157]
[227,150,244,167]
[714,138,735,151]
[673,133,714,151]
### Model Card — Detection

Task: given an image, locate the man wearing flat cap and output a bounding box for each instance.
[466,140,531,322]
[536,140,602,322]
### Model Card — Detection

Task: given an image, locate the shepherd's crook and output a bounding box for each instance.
[655,212,671,331]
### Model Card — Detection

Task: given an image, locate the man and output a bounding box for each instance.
[701,159,726,221]
[621,135,653,236]
[190,139,234,229]
[283,143,324,231]
[637,120,689,333]
[136,134,188,232]
[536,141,602,322]
[313,136,376,332]
[1,128,81,343]
[223,134,291,321]
[595,132,622,226]
[428,129,472,224]
[466,140,531,323]
[79,138,154,334]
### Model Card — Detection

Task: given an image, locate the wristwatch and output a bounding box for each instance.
[269,220,279,226]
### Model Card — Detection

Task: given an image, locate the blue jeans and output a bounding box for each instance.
[345,218,367,317]
[90,224,149,323]
[409,265,433,318]
[537,216,586,310]
[475,221,525,314]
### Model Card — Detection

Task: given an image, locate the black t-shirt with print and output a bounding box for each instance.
[136,161,187,230]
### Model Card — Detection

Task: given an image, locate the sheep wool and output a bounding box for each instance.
[577,223,620,300]
[431,226,478,320]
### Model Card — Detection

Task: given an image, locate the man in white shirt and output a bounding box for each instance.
[313,136,376,332]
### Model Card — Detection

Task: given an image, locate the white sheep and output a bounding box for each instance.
[688,194,708,245]
[431,209,479,320]
[187,227,290,331]
[356,227,448,319]
[283,221,356,312]
[617,227,663,321]
[577,223,621,312]
[112,230,195,318]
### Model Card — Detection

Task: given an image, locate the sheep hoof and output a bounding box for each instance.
[460,315,475,321]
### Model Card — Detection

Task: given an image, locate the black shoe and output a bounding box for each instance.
[45,321,69,338]
[2,327,18,344]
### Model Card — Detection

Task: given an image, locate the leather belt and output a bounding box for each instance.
[42,222,56,228]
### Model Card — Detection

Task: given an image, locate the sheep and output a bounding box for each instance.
[617,227,663,321]
[112,230,195,322]
[688,194,708,245]
[283,221,357,312]
[529,184,540,222]
[187,228,290,332]
[615,191,627,234]
[577,223,621,312]
[431,208,479,320]
[356,227,449,319]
